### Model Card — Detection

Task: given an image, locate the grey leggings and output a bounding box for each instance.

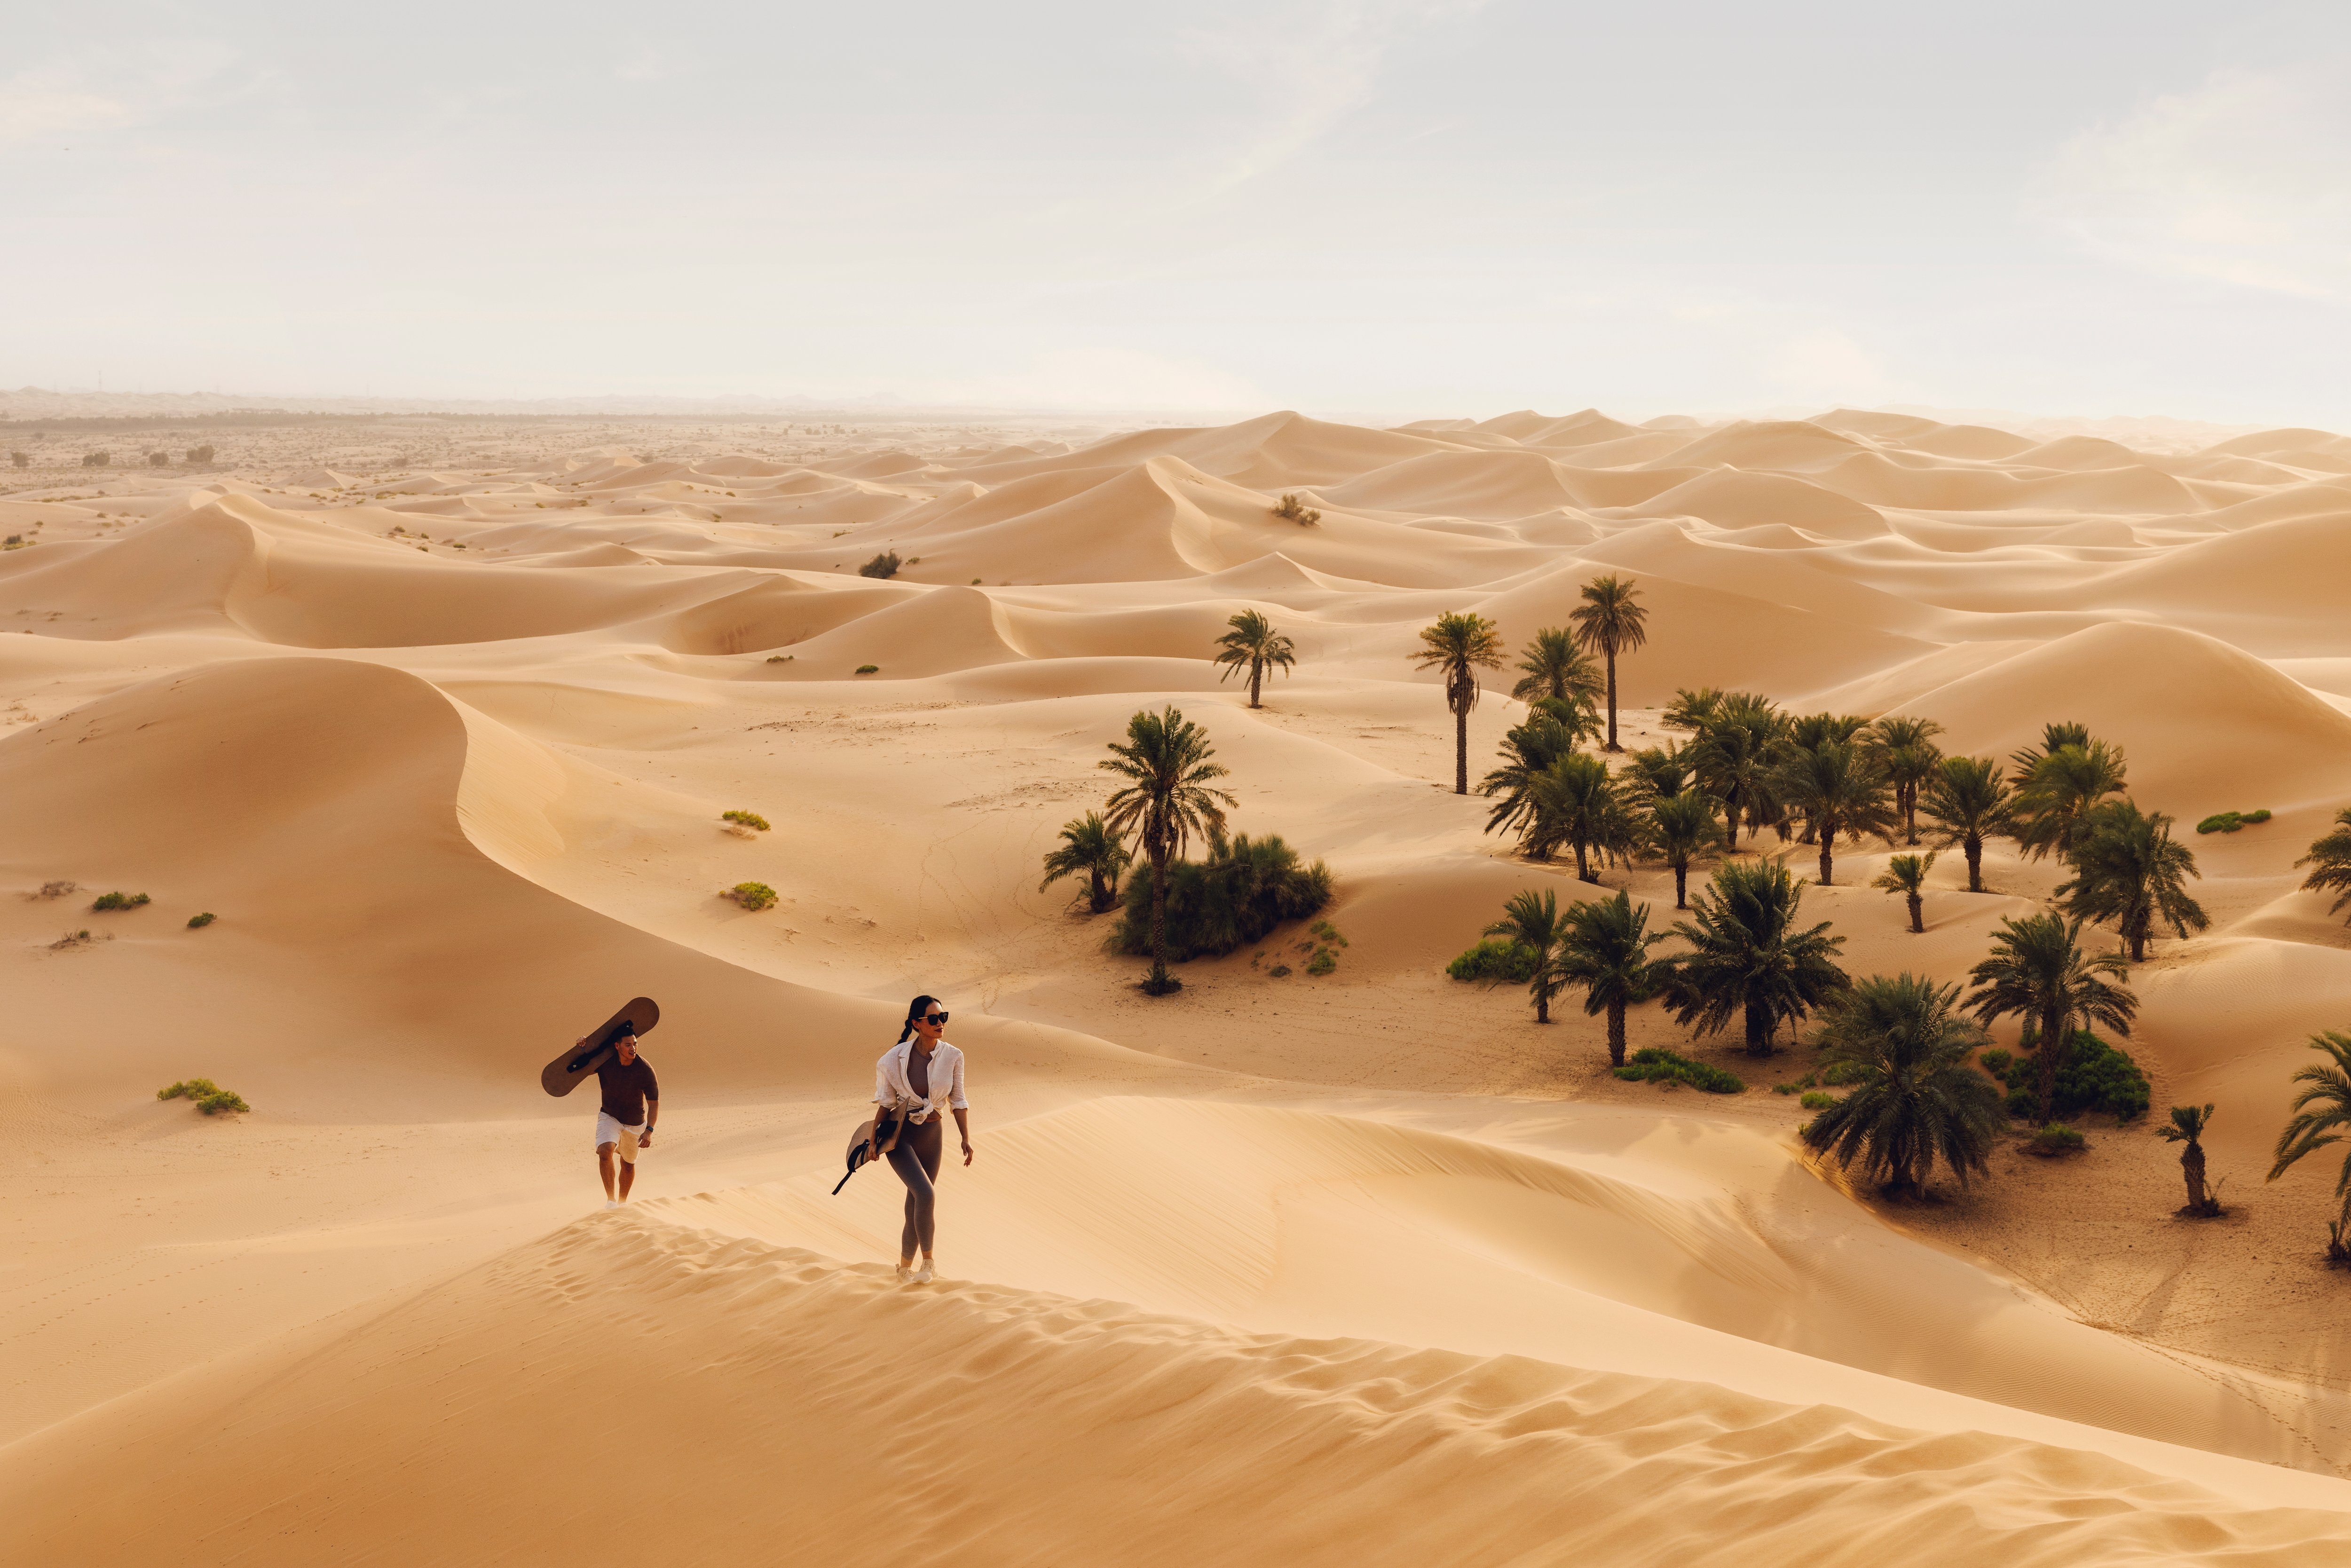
[886,1115,944,1256]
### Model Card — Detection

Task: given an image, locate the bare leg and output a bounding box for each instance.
[598,1143,616,1200]
[618,1155,637,1201]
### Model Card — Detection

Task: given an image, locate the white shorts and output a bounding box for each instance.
[595,1111,647,1163]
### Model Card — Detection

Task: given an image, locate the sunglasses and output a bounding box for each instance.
[921,1011,949,1026]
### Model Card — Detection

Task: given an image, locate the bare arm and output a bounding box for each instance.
[954,1105,973,1166]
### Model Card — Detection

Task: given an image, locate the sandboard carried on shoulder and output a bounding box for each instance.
[540,997,660,1097]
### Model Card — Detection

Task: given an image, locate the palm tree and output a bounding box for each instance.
[2268,1032,2351,1264]
[1484,887,1568,1023]
[2295,808,2351,925]
[1528,752,1638,882]
[1868,716,1945,845]
[1659,859,1850,1056]
[1511,627,1603,710]
[2058,800,2209,961]
[1416,612,1505,795]
[1212,609,1296,709]
[2157,1103,2220,1216]
[1803,974,2005,1197]
[1477,712,1582,840]
[1568,575,1649,752]
[2012,740,2128,864]
[1768,739,1898,886]
[1555,890,1665,1066]
[1622,741,1694,801]
[1663,687,1724,731]
[1646,789,1723,909]
[1100,706,1236,995]
[1786,712,1869,751]
[1921,755,2013,893]
[1965,913,2137,1124]
[1689,709,1779,850]
[1038,811,1129,913]
[2009,721,2091,779]
[1871,851,1937,934]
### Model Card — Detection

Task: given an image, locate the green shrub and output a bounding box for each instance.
[765,654,795,663]
[725,882,779,911]
[1820,1058,1868,1087]
[859,551,901,579]
[722,809,771,831]
[1989,1030,2149,1121]
[2026,1122,2086,1156]
[1613,1048,1744,1094]
[1448,937,1539,983]
[1799,1090,1837,1111]
[197,1089,250,1115]
[92,891,150,911]
[2196,809,2273,835]
[158,1077,221,1101]
[1268,963,1292,977]
[855,664,879,675]
[1978,1047,2012,1074]
[1306,948,1336,976]
[1110,834,1332,962]
[187,912,216,928]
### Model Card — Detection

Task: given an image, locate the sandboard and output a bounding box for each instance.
[539,997,660,1097]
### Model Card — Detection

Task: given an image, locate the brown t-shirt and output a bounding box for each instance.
[909,1048,931,1101]
[596,1055,659,1124]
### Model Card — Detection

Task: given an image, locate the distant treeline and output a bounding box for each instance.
[0,410,930,434]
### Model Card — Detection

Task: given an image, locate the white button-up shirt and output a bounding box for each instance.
[873,1040,968,1123]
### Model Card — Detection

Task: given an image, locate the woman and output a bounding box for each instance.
[869,994,973,1284]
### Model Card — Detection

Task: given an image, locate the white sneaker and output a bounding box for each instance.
[605,1200,620,1210]
[911,1261,935,1284]
[894,1263,913,1283]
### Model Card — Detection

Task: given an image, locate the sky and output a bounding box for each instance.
[7,0,2351,424]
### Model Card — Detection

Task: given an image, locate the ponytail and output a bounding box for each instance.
[898,994,940,1046]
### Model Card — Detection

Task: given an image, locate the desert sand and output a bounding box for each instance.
[7,405,2351,1563]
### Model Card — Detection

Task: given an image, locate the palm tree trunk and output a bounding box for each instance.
[1907,891,1923,934]
[2128,919,2146,963]
[1817,826,1836,886]
[1673,863,1688,909]
[1904,788,1920,846]
[1147,850,1174,994]
[1452,695,1469,795]
[1607,995,1626,1067]
[1745,993,1772,1056]
[2182,1142,2208,1212]
[1090,868,1109,913]
[1603,647,1620,751]
[1249,662,1263,709]
[1534,983,1550,1024]
[1964,834,1983,893]
[1574,841,1593,883]
[2034,1008,2065,1123]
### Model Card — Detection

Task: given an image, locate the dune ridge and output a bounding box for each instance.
[11,403,2351,1560]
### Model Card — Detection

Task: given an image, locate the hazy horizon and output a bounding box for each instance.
[11,1,2351,425]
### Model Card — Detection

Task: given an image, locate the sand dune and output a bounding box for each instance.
[10,1214,2351,1568]
[12,404,2351,1561]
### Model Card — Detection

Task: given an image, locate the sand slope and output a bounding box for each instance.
[11,406,2351,1559]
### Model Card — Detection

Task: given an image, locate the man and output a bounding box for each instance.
[584,1026,659,1208]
